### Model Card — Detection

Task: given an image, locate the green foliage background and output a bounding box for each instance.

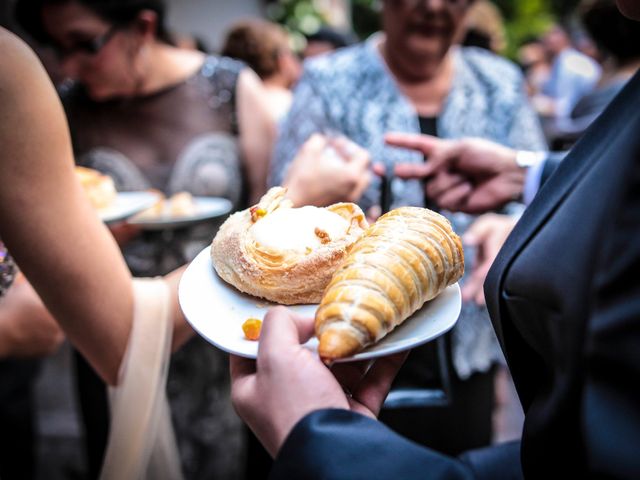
[267,0,583,58]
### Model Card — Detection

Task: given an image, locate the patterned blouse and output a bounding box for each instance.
[271,35,548,378]
[0,240,16,299]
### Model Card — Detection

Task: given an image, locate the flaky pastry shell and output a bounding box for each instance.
[315,206,464,360]
[211,187,368,304]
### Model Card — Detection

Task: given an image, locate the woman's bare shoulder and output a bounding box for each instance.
[0,28,48,93]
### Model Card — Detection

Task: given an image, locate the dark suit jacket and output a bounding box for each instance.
[269,71,640,479]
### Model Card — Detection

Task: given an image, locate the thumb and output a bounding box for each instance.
[259,306,316,353]
[303,133,328,155]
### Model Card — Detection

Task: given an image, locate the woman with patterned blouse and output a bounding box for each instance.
[271,0,547,455]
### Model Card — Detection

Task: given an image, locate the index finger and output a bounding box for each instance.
[384,132,443,156]
[230,354,256,382]
[352,351,408,416]
[423,140,464,174]
[394,162,433,179]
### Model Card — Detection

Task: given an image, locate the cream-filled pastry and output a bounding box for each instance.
[211,187,368,304]
[248,207,350,254]
[75,166,117,210]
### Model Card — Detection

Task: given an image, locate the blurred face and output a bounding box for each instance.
[41,0,146,100]
[518,43,546,68]
[382,0,472,66]
[542,26,569,57]
[279,49,302,88]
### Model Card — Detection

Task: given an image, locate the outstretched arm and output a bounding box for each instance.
[387,133,528,213]
[0,29,133,384]
[0,274,64,358]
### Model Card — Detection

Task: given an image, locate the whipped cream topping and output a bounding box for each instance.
[248,206,350,254]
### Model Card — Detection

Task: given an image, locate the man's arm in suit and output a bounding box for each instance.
[538,152,564,190]
[271,409,523,480]
[230,308,523,480]
[385,133,567,213]
[522,151,564,204]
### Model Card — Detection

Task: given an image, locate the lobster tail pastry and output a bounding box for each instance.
[315,207,464,361]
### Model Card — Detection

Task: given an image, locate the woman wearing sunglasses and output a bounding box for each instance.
[14,0,274,477]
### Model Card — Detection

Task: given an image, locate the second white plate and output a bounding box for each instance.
[127,196,233,230]
[179,246,461,362]
[100,191,161,224]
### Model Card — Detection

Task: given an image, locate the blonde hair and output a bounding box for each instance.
[465,0,507,53]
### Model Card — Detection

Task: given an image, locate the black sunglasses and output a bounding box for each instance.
[52,25,120,60]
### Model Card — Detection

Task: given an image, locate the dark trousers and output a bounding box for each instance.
[73,350,109,480]
[0,359,40,480]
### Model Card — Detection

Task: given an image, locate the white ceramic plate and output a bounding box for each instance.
[127,196,233,230]
[100,191,161,224]
[179,247,462,362]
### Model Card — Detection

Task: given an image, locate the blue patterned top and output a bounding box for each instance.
[270,35,548,378]
[271,35,547,210]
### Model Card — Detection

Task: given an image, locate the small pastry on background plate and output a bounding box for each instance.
[75,166,117,210]
[134,189,165,219]
[211,187,368,305]
[168,191,197,217]
[315,206,464,361]
[135,191,197,219]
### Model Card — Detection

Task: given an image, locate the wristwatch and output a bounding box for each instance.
[515,150,547,169]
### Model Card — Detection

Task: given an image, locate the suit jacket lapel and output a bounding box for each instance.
[486,71,640,352]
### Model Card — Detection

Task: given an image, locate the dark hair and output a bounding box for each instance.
[519,35,543,47]
[305,27,356,50]
[221,19,289,80]
[581,0,640,63]
[462,29,492,52]
[14,0,173,45]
